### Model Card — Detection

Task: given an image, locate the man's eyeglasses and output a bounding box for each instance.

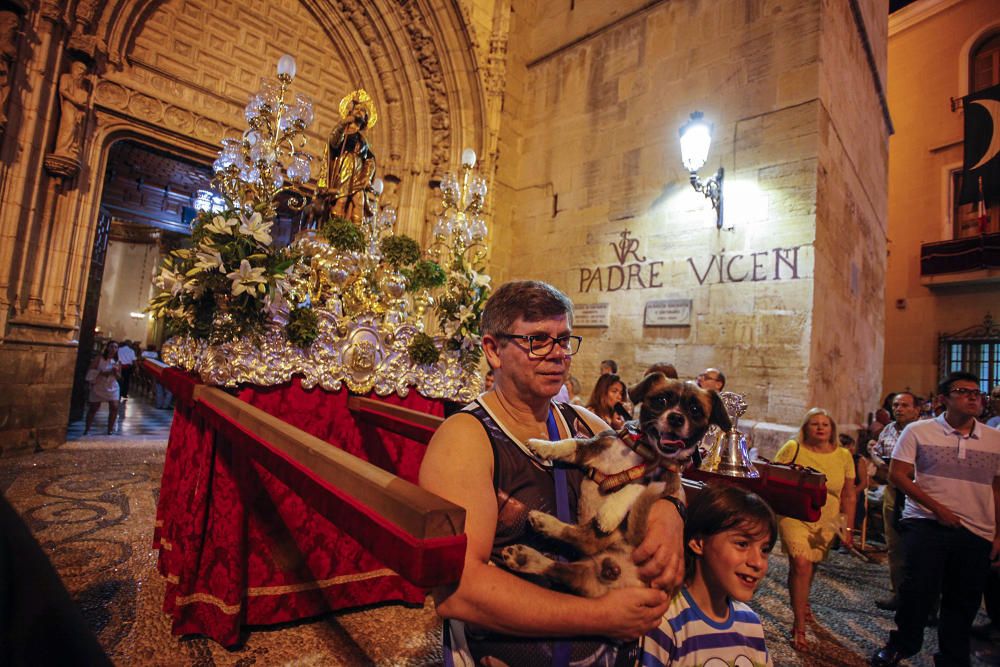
[497,333,582,357]
[949,388,982,398]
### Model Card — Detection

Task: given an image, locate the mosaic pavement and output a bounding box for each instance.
[1,404,996,665]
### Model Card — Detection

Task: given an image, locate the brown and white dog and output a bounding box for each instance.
[500,374,731,597]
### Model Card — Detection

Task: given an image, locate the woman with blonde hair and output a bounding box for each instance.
[773,407,857,651]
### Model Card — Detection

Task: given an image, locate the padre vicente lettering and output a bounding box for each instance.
[578,229,665,293]
[686,246,804,285]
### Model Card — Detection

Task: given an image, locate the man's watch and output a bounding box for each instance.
[660,494,687,522]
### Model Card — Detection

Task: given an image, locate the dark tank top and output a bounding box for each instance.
[451,399,638,667]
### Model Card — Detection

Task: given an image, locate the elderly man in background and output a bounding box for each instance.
[421,280,684,666]
[696,368,725,392]
[868,391,922,611]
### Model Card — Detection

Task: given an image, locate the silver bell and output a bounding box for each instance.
[700,392,759,478]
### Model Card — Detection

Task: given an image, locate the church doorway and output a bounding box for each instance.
[68,139,211,430]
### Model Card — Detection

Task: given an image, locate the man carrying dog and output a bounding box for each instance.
[420,280,684,666]
[871,372,1000,667]
[868,391,922,611]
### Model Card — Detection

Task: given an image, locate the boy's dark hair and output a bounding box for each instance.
[601,359,618,374]
[938,371,979,397]
[683,485,777,582]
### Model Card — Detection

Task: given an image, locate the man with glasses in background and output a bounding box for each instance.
[872,372,1000,667]
[421,280,685,666]
[696,368,726,392]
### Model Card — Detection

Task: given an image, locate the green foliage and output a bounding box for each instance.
[408,332,440,366]
[405,259,446,292]
[286,306,319,348]
[379,235,421,268]
[321,217,365,252]
[147,208,293,343]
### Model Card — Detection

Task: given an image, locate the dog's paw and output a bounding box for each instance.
[524,437,578,461]
[527,510,568,537]
[500,544,551,574]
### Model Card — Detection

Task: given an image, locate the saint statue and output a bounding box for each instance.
[0,11,19,129]
[304,89,378,229]
[54,60,91,159]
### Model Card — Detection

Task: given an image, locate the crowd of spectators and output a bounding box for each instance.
[472,336,1000,665]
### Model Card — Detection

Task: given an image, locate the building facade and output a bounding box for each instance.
[0,0,889,452]
[884,0,1000,400]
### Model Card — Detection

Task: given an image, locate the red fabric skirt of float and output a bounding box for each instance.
[152,369,457,647]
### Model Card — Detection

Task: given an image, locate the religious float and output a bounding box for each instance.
[146,55,827,646]
[145,55,481,646]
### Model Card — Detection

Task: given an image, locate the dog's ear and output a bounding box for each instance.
[572,417,589,438]
[628,372,664,404]
[708,390,733,432]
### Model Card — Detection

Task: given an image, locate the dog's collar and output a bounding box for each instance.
[588,462,657,494]
[619,423,661,464]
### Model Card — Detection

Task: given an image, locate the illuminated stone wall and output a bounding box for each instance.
[490,0,889,437]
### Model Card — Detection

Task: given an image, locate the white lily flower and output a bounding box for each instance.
[227,259,267,296]
[194,247,226,273]
[155,268,184,296]
[205,215,237,235]
[457,304,476,323]
[470,269,491,289]
[238,212,273,245]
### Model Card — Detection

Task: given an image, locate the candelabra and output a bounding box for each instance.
[212,54,315,216]
[429,148,488,268]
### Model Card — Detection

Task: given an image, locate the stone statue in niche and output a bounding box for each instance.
[382,174,401,210]
[0,10,20,130]
[305,89,377,229]
[53,60,91,160]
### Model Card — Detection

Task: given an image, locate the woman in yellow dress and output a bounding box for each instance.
[773,407,857,651]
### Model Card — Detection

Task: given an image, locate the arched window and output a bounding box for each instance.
[971,31,1000,92]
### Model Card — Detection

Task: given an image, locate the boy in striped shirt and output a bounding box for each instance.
[642,485,775,667]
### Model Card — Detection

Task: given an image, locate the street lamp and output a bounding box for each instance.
[679,111,724,230]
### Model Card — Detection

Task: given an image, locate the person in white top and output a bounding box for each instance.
[85,341,121,435]
[871,372,1000,667]
[116,340,137,399]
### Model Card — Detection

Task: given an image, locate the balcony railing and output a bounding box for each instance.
[920,232,1000,287]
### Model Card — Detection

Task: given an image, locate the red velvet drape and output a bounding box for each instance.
[153,373,461,647]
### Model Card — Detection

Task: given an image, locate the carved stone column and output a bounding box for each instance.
[0,2,84,453]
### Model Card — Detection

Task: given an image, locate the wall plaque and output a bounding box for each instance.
[573,302,610,327]
[644,299,692,327]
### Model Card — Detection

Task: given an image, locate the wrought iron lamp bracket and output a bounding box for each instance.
[689,167,724,230]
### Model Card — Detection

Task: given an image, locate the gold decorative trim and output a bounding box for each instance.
[173,592,242,615]
[246,568,397,597]
[165,574,179,584]
[160,538,173,551]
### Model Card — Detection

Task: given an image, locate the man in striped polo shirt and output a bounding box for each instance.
[871,371,1000,667]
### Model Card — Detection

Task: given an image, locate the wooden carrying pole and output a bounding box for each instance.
[145,359,466,586]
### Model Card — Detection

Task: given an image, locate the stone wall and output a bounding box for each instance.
[489,0,888,430]
[811,0,890,427]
